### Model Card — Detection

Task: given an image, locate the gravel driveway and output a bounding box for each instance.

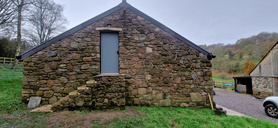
[213,88,278,123]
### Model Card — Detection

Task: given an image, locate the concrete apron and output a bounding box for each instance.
[217,105,249,117]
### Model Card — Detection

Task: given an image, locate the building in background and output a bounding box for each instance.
[250,42,278,99]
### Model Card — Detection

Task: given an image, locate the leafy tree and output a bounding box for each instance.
[243,61,255,76]
[0,38,17,57]
[0,37,33,57]
[227,50,235,60]
[261,40,276,57]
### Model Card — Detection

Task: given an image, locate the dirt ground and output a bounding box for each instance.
[45,107,141,128]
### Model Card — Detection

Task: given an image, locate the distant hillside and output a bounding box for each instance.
[200,32,278,74]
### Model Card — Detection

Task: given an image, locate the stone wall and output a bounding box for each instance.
[236,84,246,93]
[22,8,214,109]
[52,85,92,111]
[90,76,129,109]
[252,76,274,98]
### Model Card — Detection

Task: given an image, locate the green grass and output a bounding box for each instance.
[93,107,278,128]
[0,64,23,81]
[0,76,49,128]
[213,76,234,89]
[1,106,278,128]
[0,79,25,111]
[0,65,24,110]
[0,111,50,128]
[212,76,233,83]
[0,70,23,81]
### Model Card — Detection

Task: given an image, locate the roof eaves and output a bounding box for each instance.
[233,76,251,79]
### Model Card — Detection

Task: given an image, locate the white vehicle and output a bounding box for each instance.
[263,96,278,118]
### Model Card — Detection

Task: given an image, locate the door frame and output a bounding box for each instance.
[274,78,278,96]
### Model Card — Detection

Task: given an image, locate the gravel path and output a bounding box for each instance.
[213,88,278,123]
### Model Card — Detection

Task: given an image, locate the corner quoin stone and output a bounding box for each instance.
[190,93,203,102]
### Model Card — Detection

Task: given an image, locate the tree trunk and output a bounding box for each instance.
[13,0,24,68]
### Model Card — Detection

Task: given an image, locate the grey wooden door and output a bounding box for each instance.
[101,33,119,74]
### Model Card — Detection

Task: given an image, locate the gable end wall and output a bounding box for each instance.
[22,8,213,108]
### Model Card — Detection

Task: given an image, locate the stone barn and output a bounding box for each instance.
[250,42,278,99]
[17,1,215,111]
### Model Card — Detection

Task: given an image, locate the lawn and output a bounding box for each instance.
[1,73,278,127]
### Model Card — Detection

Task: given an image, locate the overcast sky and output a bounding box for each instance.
[53,0,278,45]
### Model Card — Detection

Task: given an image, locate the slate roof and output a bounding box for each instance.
[17,1,215,61]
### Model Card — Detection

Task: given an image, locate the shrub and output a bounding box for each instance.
[218,73,227,79]
[243,61,255,76]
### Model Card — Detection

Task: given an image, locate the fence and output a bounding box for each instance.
[214,81,234,90]
[0,57,23,80]
[0,57,15,65]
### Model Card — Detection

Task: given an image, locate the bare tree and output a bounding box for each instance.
[25,0,68,45]
[0,0,16,25]
[0,0,17,37]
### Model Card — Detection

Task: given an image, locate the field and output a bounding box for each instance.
[1,74,278,127]
[212,76,235,89]
[212,76,234,83]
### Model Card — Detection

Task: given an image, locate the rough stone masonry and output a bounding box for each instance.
[21,7,214,110]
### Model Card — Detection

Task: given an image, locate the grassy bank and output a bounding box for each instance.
[93,107,278,128]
